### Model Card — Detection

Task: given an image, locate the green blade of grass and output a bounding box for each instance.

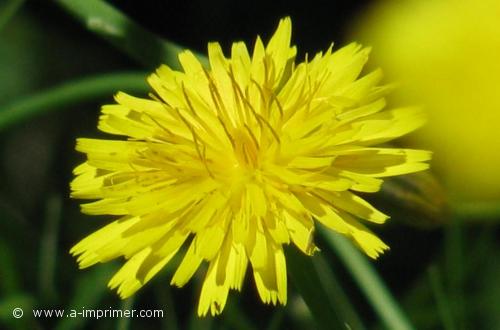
[320,228,415,330]
[54,0,207,70]
[0,72,147,131]
[0,0,25,30]
[311,254,366,330]
[3,0,211,130]
[286,246,355,330]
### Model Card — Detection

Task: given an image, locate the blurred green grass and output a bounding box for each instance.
[1,1,499,330]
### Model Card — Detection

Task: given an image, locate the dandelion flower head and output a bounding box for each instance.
[70,17,431,316]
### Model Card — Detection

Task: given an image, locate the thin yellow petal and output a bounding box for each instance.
[197,257,230,316]
[252,240,286,305]
[333,147,432,177]
[171,241,204,287]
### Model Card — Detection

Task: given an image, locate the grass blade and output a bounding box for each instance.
[286,246,353,330]
[54,0,207,69]
[321,228,415,330]
[0,72,147,131]
[312,254,366,330]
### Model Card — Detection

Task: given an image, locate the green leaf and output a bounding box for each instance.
[54,0,207,70]
[0,72,147,131]
[311,254,366,330]
[320,228,415,330]
[286,246,354,330]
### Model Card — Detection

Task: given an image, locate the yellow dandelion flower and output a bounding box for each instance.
[70,17,430,316]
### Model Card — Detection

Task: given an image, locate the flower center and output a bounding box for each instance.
[233,128,260,170]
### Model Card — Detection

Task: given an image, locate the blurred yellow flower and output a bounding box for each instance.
[352,0,500,201]
[70,17,430,316]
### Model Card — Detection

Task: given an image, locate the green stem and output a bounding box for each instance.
[321,228,415,330]
[0,0,25,30]
[54,0,207,69]
[0,72,147,131]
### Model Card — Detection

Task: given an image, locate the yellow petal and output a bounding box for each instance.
[194,225,227,260]
[197,257,230,316]
[70,216,140,268]
[265,17,297,90]
[171,241,204,287]
[333,147,432,177]
[108,247,176,299]
[319,190,389,224]
[252,241,287,305]
[283,210,317,255]
[340,211,389,259]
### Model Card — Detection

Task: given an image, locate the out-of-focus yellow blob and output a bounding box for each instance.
[352,0,500,201]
